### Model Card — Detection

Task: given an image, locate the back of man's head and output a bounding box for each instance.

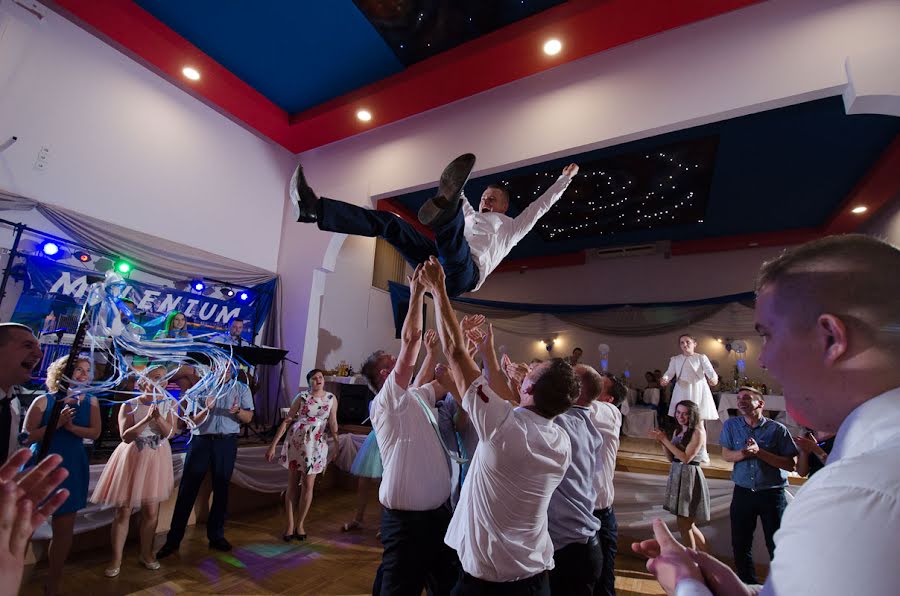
[757,234,900,349]
[574,364,603,405]
[361,350,389,392]
[755,234,900,430]
[530,358,580,418]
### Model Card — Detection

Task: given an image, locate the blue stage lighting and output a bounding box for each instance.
[193,280,205,292]
[239,291,250,301]
[40,241,60,257]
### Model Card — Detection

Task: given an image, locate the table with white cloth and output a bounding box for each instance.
[642,388,661,406]
[622,404,658,438]
[708,393,802,444]
[625,387,639,406]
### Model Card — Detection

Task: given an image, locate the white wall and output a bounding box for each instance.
[0,0,295,272]
[278,0,900,390]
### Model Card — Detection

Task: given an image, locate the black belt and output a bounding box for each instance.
[200,433,239,440]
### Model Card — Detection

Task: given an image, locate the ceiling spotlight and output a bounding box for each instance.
[182,66,200,81]
[221,287,235,298]
[851,206,867,214]
[73,250,92,263]
[40,241,60,257]
[543,39,562,56]
[192,280,206,292]
[356,109,372,122]
[239,291,250,302]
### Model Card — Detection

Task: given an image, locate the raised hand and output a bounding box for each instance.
[419,256,446,292]
[632,518,704,594]
[649,429,666,442]
[793,434,817,453]
[424,329,439,354]
[0,450,70,595]
[743,437,759,456]
[505,361,529,385]
[461,314,485,333]
[56,407,74,430]
[690,550,753,596]
[562,163,579,177]
[408,263,426,296]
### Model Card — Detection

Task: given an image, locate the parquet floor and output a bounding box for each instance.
[22,484,666,595]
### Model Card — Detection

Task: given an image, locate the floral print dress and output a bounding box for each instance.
[280,391,335,474]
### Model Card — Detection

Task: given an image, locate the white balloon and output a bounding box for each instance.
[598,343,610,354]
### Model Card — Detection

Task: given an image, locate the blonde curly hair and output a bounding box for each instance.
[45,355,91,393]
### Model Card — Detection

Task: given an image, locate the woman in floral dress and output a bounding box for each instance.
[266,368,339,540]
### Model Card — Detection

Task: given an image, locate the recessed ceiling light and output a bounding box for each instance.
[543,39,562,56]
[182,67,200,81]
[851,206,867,214]
[356,109,372,122]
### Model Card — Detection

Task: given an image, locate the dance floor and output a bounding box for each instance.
[22,482,666,596]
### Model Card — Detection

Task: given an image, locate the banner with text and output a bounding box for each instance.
[11,256,275,341]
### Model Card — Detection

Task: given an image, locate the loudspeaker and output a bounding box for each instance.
[336,384,374,425]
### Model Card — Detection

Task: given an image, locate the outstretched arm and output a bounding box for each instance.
[412,329,439,388]
[506,163,578,247]
[395,264,426,390]
[419,257,481,397]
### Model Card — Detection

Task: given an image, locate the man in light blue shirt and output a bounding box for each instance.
[158,373,254,558]
[548,396,604,594]
[720,386,797,584]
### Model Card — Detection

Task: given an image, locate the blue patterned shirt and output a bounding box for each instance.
[721,416,798,491]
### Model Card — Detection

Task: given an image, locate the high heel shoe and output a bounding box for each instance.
[104,566,120,578]
[293,532,307,541]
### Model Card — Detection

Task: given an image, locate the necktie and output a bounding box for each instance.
[0,396,13,464]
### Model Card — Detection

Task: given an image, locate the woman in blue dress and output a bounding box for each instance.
[24,355,101,596]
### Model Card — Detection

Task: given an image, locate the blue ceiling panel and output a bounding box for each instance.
[133,0,404,113]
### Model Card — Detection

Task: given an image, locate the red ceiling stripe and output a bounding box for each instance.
[46,0,763,153]
[823,134,900,234]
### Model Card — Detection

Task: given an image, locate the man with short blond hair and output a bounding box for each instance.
[633,234,900,596]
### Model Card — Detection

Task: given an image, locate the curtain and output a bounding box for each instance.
[389,281,757,338]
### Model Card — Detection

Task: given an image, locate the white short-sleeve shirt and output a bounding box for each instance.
[588,400,622,510]
[445,376,571,582]
[371,371,452,511]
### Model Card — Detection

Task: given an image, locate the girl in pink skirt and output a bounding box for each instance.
[92,365,175,577]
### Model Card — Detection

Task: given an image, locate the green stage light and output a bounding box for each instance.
[114,259,133,274]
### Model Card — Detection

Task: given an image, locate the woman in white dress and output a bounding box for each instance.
[661,334,719,421]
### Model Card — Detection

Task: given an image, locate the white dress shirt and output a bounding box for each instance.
[371,372,452,511]
[0,387,22,462]
[461,174,572,291]
[588,400,622,510]
[674,385,900,596]
[445,377,571,582]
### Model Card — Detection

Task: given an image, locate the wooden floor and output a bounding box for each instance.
[22,485,665,596]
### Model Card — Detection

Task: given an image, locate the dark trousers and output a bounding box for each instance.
[550,535,603,596]
[730,486,787,584]
[318,198,479,297]
[373,505,460,596]
[452,570,549,596]
[164,434,238,547]
[593,507,618,596]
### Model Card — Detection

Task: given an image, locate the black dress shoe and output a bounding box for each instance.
[289,162,320,223]
[293,532,307,542]
[156,543,178,560]
[208,537,233,552]
[417,153,476,228]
